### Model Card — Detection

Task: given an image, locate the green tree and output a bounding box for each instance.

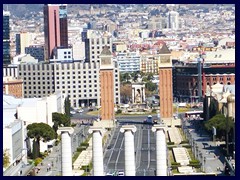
[146,72,154,81]
[52,112,71,133]
[120,72,131,83]
[131,71,140,82]
[3,149,10,168]
[209,99,218,119]
[64,95,71,118]
[145,81,157,92]
[120,84,132,103]
[204,114,234,139]
[27,123,55,159]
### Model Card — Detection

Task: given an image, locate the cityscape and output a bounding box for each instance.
[3,4,235,176]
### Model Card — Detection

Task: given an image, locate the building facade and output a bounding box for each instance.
[59,4,68,47]
[3,10,11,65]
[167,10,179,30]
[25,45,45,62]
[44,4,61,60]
[85,30,112,63]
[173,49,235,103]
[15,32,32,55]
[17,61,120,108]
[140,53,160,74]
[3,76,23,98]
[116,52,141,73]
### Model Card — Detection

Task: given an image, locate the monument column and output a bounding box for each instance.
[57,127,74,176]
[88,127,104,176]
[152,125,167,176]
[120,125,137,176]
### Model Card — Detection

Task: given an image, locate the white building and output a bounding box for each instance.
[12,54,38,65]
[3,91,66,168]
[3,95,25,167]
[17,91,65,127]
[115,51,141,73]
[50,47,73,63]
[167,11,179,30]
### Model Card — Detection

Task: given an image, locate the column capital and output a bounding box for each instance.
[152,124,167,133]
[57,127,74,135]
[120,125,137,133]
[88,127,104,136]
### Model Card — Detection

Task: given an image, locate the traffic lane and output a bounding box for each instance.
[104,126,124,171]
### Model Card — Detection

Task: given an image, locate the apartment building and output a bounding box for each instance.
[115,51,141,73]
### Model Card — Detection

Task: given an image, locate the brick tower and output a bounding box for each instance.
[95,46,115,127]
[158,41,173,124]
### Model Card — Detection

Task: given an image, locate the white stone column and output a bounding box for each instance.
[57,127,74,176]
[142,86,146,103]
[88,127,104,176]
[120,125,137,176]
[152,125,167,176]
[132,87,135,104]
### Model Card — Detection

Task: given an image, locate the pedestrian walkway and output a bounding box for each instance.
[35,144,61,176]
[184,119,226,175]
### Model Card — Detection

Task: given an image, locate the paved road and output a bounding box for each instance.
[103,119,157,176]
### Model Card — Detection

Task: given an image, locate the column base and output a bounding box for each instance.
[93,120,116,128]
[161,117,181,127]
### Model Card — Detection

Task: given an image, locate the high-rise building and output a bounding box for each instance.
[59,4,68,47]
[15,32,32,55]
[85,30,112,63]
[3,10,11,65]
[25,45,45,62]
[167,11,179,30]
[44,4,61,60]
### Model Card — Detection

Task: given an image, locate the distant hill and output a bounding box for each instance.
[3,4,43,17]
[3,4,234,18]
[2,4,91,17]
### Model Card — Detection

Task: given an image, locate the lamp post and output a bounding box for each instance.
[203,156,206,172]
[223,103,229,156]
[21,148,28,165]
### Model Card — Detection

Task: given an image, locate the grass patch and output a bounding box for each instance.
[72,152,80,163]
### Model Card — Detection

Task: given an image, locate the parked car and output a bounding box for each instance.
[118,170,124,176]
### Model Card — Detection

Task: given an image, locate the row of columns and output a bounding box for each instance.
[57,125,168,176]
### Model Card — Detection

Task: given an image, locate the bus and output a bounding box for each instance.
[185,110,203,119]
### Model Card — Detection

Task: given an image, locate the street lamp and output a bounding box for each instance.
[195,145,199,159]
[203,156,206,172]
[223,103,229,156]
[21,148,28,165]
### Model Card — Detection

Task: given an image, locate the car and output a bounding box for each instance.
[192,105,199,109]
[118,171,124,176]
[78,109,84,113]
[70,111,76,115]
[107,145,112,149]
[106,172,114,176]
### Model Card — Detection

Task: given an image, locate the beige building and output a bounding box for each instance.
[3,76,23,98]
[140,52,160,74]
